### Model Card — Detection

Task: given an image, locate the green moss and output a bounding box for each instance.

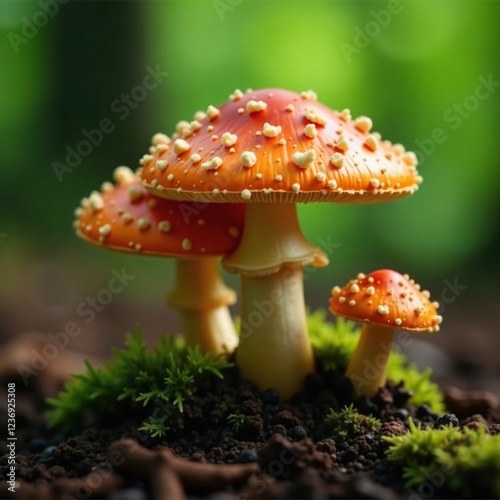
[47,326,231,433]
[227,412,245,432]
[325,404,380,442]
[308,310,445,412]
[309,311,360,372]
[385,419,500,497]
[138,415,170,438]
[48,312,445,435]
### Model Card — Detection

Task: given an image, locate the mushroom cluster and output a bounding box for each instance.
[138,88,422,399]
[74,87,436,402]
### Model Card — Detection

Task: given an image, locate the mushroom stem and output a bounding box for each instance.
[223,203,327,276]
[224,203,327,399]
[167,258,238,354]
[177,307,237,355]
[344,323,394,397]
[236,265,315,400]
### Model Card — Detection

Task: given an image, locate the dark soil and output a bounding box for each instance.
[1,344,499,500]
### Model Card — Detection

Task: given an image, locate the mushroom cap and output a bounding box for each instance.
[329,269,442,332]
[74,167,245,257]
[140,88,421,203]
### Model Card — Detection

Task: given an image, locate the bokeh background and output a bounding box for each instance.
[1,1,499,390]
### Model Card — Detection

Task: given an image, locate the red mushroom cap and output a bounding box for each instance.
[74,167,245,257]
[140,88,421,203]
[329,269,442,332]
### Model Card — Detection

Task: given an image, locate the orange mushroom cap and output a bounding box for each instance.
[74,167,245,257]
[140,88,421,203]
[329,269,442,332]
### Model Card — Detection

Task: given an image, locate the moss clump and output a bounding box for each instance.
[227,412,246,432]
[325,404,380,442]
[308,310,445,412]
[385,419,500,498]
[49,311,445,436]
[47,326,231,434]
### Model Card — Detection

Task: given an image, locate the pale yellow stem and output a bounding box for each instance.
[178,306,238,354]
[345,323,395,397]
[166,258,238,354]
[223,203,328,276]
[236,265,315,400]
[223,203,327,400]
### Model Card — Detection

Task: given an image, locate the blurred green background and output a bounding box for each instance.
[0,0,499,371]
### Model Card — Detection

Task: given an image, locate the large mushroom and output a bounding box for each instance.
[329,269,442,397]
[139,88,422,399]
[74,165,245,354]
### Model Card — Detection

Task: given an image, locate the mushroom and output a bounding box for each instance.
[74,165,245,354]
[139,88,422,399]
[329,269,442,397]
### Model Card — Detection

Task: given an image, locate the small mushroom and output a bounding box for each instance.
[329,269,442,397]
[139,89,422,399]
[74,166,245,354]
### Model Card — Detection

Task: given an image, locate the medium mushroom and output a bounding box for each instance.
[74,165,245,354]
[139,88,422,399]
[329,269,442,397]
